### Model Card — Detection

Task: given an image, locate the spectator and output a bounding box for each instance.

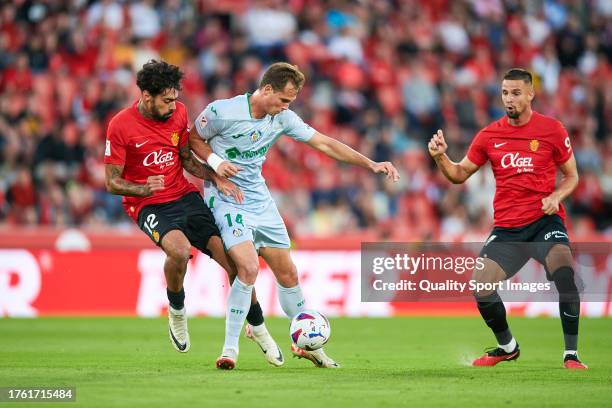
[0,0,608,239]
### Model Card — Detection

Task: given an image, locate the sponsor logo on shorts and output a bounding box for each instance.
[233,228,243,237]
[544,230,568,241]
[484,234,497,247]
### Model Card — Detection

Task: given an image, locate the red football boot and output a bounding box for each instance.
[473,344,520,366]
[564,354,588,369]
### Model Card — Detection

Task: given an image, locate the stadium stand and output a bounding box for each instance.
[0,0,610,241]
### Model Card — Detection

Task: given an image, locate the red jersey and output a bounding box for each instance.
[104,101,199,221]
[467,111,573,228]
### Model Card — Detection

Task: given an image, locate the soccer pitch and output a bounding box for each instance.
[1,317,610,407]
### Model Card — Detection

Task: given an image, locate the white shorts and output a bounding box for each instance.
[205,193,290,251]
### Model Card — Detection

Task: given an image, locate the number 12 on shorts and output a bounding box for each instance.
[143,213,158,234]
[224,213,244,227]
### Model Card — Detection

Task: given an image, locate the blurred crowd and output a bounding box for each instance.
[0,0,611,240]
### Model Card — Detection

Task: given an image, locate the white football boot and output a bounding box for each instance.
[168,305,190,353]
[291,345,340,368]
[244,324,284,367]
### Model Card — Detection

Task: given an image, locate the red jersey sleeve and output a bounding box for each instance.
[466,130,488,166]
[104,118,127,165]
[552,121,572,165]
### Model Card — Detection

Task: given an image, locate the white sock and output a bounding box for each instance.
[276,282,306,319]
[499,337,517,353]
[224,278,253,351]
[252,322,268,336]
[564,350,577,358]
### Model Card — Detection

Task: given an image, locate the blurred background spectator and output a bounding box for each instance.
[0,0,610,241]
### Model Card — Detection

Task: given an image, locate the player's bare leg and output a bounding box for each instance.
[260,247,340,368]
[215,241,259,369]
[472,258,520,366]
[545,244,587,369]
[207,237,283,367]
[160,230,193,353]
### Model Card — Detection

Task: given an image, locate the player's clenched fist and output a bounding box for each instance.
[541,194,560,215]
[145,175,165,195]
[428,129,448,158]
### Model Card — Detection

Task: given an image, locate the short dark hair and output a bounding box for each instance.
[259,62,305,92]
[502,68,532,84]
[136,60,183,96]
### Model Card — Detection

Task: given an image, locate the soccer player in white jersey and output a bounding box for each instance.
[189,62,400,370]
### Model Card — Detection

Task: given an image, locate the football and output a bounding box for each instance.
[289,310,331,351]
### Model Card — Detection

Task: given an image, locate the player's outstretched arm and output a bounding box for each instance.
[306,132,400,181]
[428,129,479,184]
[541,155,579,215]
[104,164,164,197]
[179,144,244,203]
[179,144,219,181]
[188,127,241,178]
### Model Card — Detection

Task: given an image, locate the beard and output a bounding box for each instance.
[505,107,521,119]
[151,105,174,121]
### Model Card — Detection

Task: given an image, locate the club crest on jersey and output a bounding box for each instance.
[529,139,539,152]
[250,130,262,142]
[171,131,179,146]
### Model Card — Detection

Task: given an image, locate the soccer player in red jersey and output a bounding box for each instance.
[428,69,587,369]
[104,60,283,364]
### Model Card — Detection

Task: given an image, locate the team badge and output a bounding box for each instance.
[529,139,539,152]
[152,230,160,242]
[171,131,180,146]
[233,228,243,237]
[250,130,261,142]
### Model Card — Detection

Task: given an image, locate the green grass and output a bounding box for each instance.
[0,317,611,407]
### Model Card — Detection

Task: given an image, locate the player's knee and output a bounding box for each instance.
[545,244,573,273]
[275,264,298,287]
[236,262,258,285]
[471,258,506,298]
[166,245,192,265]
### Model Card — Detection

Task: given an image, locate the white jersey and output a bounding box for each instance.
[194,93,315,208]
